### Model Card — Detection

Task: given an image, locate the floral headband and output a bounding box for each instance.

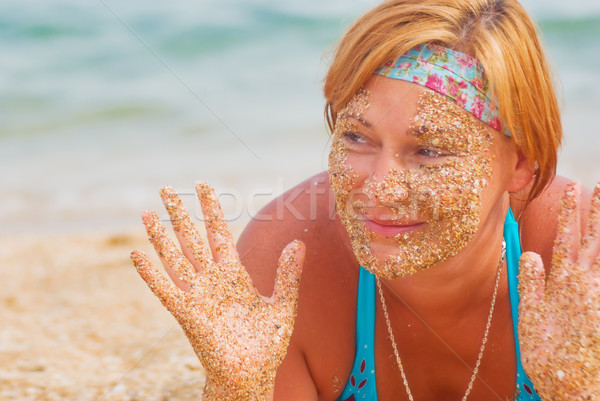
[375,43,509,136]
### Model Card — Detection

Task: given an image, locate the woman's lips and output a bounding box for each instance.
[362,216,425,238]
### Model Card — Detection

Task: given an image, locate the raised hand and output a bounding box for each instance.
[131,183,305,401]
[518,182,600,400]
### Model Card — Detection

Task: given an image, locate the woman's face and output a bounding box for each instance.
[329,76,510,279]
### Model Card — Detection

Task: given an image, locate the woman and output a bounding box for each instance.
[131,0,600,400]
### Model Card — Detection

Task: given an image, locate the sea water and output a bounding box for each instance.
[1,0,598,233]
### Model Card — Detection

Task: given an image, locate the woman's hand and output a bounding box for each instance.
[131,183,305,401]
[518,182,600,400]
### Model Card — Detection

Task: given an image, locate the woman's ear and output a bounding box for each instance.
[506,149,535,192]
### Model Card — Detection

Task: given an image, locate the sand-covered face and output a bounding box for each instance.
[329,83,496,279]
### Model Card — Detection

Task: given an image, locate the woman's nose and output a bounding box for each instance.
[371,150,411,197]
[365,169,410,205]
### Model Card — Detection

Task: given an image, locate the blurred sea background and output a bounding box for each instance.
[1,0,599,234]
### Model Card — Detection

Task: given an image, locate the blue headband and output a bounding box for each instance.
[375,43,509,136]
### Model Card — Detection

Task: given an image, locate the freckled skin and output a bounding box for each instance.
[329,90,495,279]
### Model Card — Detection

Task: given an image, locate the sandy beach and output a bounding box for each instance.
[0,230,212,401]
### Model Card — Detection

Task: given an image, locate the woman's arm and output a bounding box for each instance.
[132,183,305,401]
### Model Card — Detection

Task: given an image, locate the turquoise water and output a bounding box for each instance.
[1,0,598,233]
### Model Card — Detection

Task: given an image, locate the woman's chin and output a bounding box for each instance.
[359,241,439,279]
[358,243,410,275]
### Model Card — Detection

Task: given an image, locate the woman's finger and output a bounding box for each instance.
[518,252,546,307]
[142,210,196,289]
[581,182,600,263]
[131,250,189,320]
[160,186,213,272]
[518,252,546,358]
[549,182,581,286]
[196,182,239,263]
[272,240,305,308]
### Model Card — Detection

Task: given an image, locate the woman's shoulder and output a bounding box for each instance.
[237,171,359,281]
[236,171,348,290]
[512,175,593,271]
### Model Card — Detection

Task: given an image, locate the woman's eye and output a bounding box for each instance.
[418,148,442,158]
[342,132,368,145]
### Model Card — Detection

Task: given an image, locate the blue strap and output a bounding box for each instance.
[504,209,542,400]
[338,267,378,400]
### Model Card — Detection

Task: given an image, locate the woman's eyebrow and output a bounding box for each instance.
[340,112,373,128]
[409,123,443,137]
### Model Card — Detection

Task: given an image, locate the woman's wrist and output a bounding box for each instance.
[202,376,275,401]
[541,388,599,401]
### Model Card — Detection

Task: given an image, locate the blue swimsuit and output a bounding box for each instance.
[338,209,541,400]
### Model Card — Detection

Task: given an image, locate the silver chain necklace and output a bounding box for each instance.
[375,240,506,401]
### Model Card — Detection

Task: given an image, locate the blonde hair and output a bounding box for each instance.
[324,0,561,201]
